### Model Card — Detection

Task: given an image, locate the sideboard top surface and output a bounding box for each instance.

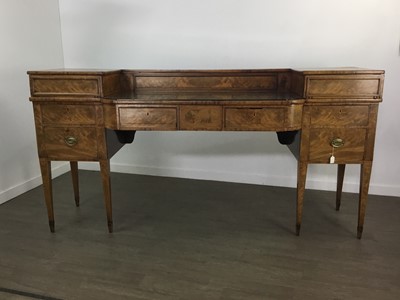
[27,67,385,76]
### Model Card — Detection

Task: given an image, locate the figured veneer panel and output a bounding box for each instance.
[118,107,177,130]
[43,127,98,160]
[308,128,366,163]
[306,76,382,99]
[286,104,303,129]
[310,105,369,127]
[179,106,222,130]
[135,76,278,90]
[102,73,122,97]
[224,108,285,130]
[41,104,96,125]
[31,76,101,97]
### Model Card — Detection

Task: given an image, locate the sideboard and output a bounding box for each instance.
[28,68,384,238]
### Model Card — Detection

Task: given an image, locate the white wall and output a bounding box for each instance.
[58,0,399,197]
[0,0,66,204]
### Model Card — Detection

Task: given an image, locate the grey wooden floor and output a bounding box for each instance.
[0,171,399,300]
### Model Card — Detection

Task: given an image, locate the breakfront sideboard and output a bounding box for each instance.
[28,68,384,238]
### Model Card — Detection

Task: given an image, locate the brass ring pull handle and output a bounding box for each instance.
[64,136,78,147]
[331,138,344,148]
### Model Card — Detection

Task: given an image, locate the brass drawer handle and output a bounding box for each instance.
[64,136,78,147]
[331,138,344,148]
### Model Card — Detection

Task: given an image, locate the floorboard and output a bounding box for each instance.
[0,171,399,299]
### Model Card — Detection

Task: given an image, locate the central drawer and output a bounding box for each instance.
[179,105,222,130]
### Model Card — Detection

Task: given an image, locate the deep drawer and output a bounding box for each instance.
[41,104,96,125]
[310,105,369,127]
[308,128,366,163]
[43,127,98,160]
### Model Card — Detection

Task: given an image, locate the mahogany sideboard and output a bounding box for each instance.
[28,68,384,238]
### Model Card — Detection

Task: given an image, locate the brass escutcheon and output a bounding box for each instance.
[64,136,78,147]
[331,138,344,148]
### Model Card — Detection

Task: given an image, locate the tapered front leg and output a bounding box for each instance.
[336,164,346,211]
[100,159,113,233]
[358,161,372,239]
[70,161,80,207]
[39,158,54,232]
[296,161,308,236]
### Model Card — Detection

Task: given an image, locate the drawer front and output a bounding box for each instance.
[43,127,98,160]
[309,128,366,163]
[310,105,369,127]
[42,105,96,125]
[305,75,382,99]
[118,107,177,130]
[31,76,101,97]
[224,108,285,130]
[180,106,222,130]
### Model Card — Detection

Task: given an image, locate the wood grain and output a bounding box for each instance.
[308,128,367,163]
[31,76,101,97]
[27,68,385,237]
[135,75,278,90]
[310,105,369,127]
[118,106,177,130]
[43,127,98,160]
[41,104,96,125]
[179,105,222,130]
[224,107,285,131]
[306,76,383,99]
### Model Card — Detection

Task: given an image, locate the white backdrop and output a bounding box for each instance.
[58,0,400,196]
[0,0,65,204]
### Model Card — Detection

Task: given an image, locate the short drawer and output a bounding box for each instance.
[305,75,382,99]
[118,107,177,130]
[41,104,96,125]
[308,128,366,163]
[180,105,222,130]
[224,107,285,130]
[43,127,98,160]
[310,105,369,127]
[30,75,101,97]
